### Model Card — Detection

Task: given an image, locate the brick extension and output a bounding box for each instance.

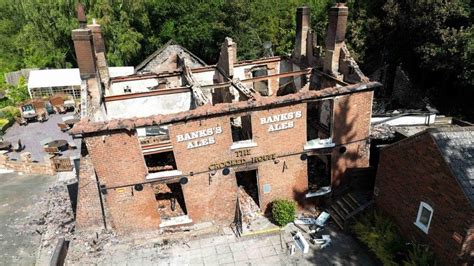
[374,130,474,265]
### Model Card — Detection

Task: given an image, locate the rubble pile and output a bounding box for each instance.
[67,230,118,259]
[238,186,260,226]
[8,182,75,263]
[370,124,396,139]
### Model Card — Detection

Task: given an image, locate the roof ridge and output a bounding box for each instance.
[135,40,207,72]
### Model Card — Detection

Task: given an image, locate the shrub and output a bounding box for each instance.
[272,199,296,226]
[403,242,437,266]
[352,211,405,265]
[0,106,20,120]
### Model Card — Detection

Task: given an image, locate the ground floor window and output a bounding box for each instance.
[307,154,331,192]
[414,201,433,234]
[152,182,187,219]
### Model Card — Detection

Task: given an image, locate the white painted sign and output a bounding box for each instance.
[260,111,302,132]
[176,126,222,149]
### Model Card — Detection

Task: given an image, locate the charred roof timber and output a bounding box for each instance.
[71,3,372,131]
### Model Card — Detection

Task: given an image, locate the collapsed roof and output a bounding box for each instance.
[71,3,373,132]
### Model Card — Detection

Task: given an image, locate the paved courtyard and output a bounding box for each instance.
[2,112,81,162]
[68,224,375,265]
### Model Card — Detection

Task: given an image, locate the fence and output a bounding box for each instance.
[53,157,73,172]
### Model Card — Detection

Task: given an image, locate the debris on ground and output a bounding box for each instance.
[370,124,396,139]
[238,186,260,224]
[13,184,74,244]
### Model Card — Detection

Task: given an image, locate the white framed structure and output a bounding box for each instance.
[414,201,434,234]
[28,67,134,99]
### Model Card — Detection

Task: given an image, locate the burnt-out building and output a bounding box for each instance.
[71,3,381,233]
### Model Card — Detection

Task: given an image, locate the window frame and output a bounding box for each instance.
[414,201,434,234]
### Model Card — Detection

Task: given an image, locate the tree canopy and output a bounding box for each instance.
[0,0,472,119]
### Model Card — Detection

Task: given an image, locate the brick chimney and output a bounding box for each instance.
[87,20,106,54]
[76,2,87,29]
[87,20,110,86]
[72,28,96,79]
[217,37,237,78]
[294,6,311,62]
[324,3,348,76]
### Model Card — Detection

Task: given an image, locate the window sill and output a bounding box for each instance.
[305,186,332,198]
[304,138,335,150]
[414,221,429,234]
[146,170,182,180]
[230,140,257,150]
[159,215,193,227]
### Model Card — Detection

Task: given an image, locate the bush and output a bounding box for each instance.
[272,199,296,226]
[403,243,437,266]
[352,211,405,265]
[0,106,20,120]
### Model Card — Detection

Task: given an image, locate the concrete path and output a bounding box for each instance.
[68,225,375,265]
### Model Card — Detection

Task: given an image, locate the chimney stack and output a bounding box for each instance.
[72,28,97,79]
[76,2,87,29]
[217,37,237,78]
[324,3,348,76]
[87,21,106,54]
[294,6,311,61]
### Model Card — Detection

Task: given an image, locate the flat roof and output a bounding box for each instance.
[28,69,82,88]
[28,67,134,89]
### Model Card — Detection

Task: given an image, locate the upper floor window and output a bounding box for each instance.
[251,66,269,96]
[414,201,433,234]
[230,115,252,143]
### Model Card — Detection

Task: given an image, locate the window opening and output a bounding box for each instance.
[144,151,177,173]
[251,66,269,96]
[153,182,187,219]
[307,155,331,192]
[231,115,252,142]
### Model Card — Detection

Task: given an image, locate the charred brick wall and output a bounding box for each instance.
[374,133,473,265]
[331,90,372,188]
[169,103,308,224]
[78,90,374,232]
[84,130,160,233]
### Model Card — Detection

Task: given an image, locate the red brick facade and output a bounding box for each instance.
[374,133,474,265]
[77,90,374,233]
[84,130,161,232]
[331,91,372,187]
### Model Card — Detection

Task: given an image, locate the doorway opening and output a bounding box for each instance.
[236,170,259,207]
[307,154,332,196]
[153,182,187,219]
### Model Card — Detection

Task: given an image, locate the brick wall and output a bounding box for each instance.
[331,90,372,187]
[169,103,308,224]
[0,153,55,175]
[80,90,374,232]
[84,130,160,233]
[75,156,104,232]
[374,133,474,265]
